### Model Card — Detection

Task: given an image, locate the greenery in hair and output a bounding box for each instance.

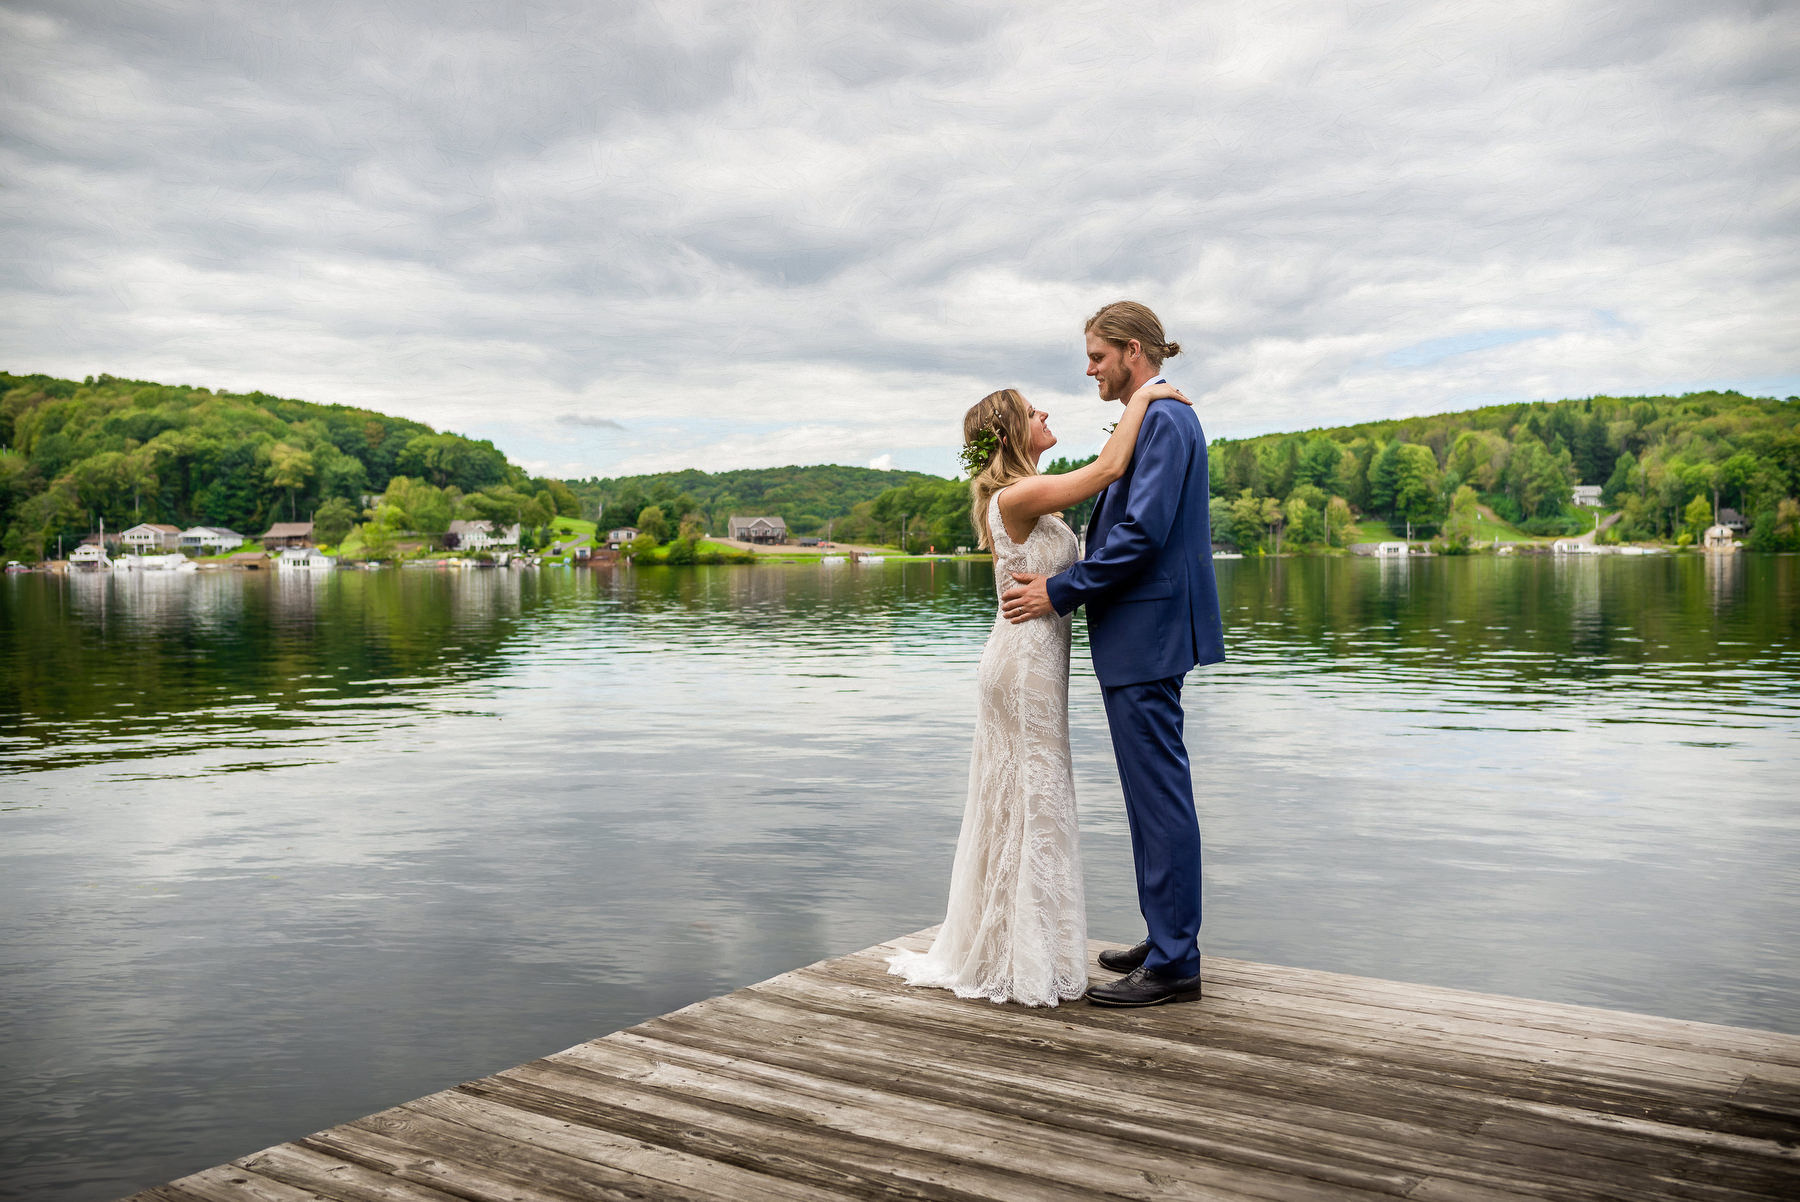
[960,427,1001,478]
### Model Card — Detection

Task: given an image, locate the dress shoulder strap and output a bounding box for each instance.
[986,488,1013,549]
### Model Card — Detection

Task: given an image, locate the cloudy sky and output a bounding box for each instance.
[2,1,1794,480]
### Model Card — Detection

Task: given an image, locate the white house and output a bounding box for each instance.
[1373,541,1409,558]
[727,515,788,544]
[278,546,336,569]
[179,526,244,553]
[606,526,639,547]
[68,543,112,569]
[1551,539,1594,554]
[445,519,521,551]
[1703,524,1739,553]
[121,522,182,552]
[1571,484,1603,507]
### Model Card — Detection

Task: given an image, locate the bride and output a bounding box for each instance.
[888,378,1189,1006]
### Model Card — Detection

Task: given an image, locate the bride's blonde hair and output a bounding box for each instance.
[963,388,1039,550]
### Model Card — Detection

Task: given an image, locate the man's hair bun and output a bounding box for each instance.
[1085,301,1181,368]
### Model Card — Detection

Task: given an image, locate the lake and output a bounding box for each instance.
[3,554,1797,1199]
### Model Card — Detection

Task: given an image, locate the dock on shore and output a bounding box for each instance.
[130,928,1800,1201]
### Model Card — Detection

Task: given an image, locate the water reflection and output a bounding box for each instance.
[1,557,1797,1200]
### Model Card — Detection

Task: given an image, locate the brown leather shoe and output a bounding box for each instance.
[1097,940,1152,974]
[1085,965,1202,1007]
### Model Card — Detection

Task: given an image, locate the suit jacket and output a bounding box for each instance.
[1044,399,1225,688]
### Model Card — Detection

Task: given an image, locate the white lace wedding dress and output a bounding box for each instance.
[887,489,1088,1006]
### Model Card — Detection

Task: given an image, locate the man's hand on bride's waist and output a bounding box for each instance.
[1001,572,1055,623]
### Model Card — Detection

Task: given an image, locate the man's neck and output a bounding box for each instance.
[1118,365,1160,401]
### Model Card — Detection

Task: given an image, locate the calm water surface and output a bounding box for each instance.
[2,555,1797,1199]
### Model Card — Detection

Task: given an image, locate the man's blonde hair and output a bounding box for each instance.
[1085,300,1181,368]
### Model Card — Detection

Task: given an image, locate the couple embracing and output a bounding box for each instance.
[889,300,1225,1008]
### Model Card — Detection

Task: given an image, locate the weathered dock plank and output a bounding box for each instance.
[125,929,1800,1201]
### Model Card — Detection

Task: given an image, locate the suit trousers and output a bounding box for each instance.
[1100,673,1202,977]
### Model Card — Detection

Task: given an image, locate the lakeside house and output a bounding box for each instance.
[1373,541,1409,558]
[606,526,639,547]
[68,543,112,570]
[261,521,315,549]
[121,522,182,552]
[1551,539,1596,554]
[727,515,788,544]
[1703,523,1739,553]
[1717,507,1749,532]
[180,526,245,554]
[445,519,520,551]
[229,550,269,570]
[1571,484,1603,507]
[277,547,336,570]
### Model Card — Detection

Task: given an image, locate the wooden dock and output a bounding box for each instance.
[130,928,1800,1201]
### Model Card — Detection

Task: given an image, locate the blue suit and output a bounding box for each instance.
[1045,397,1224,977]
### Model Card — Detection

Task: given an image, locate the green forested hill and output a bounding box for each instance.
[10,372,1795,562]
[1205,390,1800,551]
[0,372,576,559]
[568,464,943,539]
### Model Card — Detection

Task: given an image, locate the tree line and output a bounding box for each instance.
[12,372,1794,564]
[0,372,581,560]
[568,464,952,546]
[1202,390,1800,552]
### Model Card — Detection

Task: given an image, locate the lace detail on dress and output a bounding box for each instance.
[887,489,1087,1006]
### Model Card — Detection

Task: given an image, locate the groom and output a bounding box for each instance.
[1001,300,1225,1007]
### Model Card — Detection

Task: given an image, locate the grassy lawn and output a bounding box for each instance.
[1470,509,1533,542]
[1350,520,1400,544]
[550,516,598,540]
[191,540,265,563]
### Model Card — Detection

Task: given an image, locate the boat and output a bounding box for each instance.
[118,552,197,572]
[5,561,31,573]
[820,555,847,565]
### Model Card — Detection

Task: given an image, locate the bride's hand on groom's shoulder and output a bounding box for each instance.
[1132,382,1191,406]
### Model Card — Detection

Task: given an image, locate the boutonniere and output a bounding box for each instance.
[1103,421,1118,434]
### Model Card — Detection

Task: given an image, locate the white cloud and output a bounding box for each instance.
[1,0,1793,477]
[868,453,894,471]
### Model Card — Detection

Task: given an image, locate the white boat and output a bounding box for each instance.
[858,556,886,564]
[1211,551,1243,560]
[118,552,197,572]
[820,555,847,565]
